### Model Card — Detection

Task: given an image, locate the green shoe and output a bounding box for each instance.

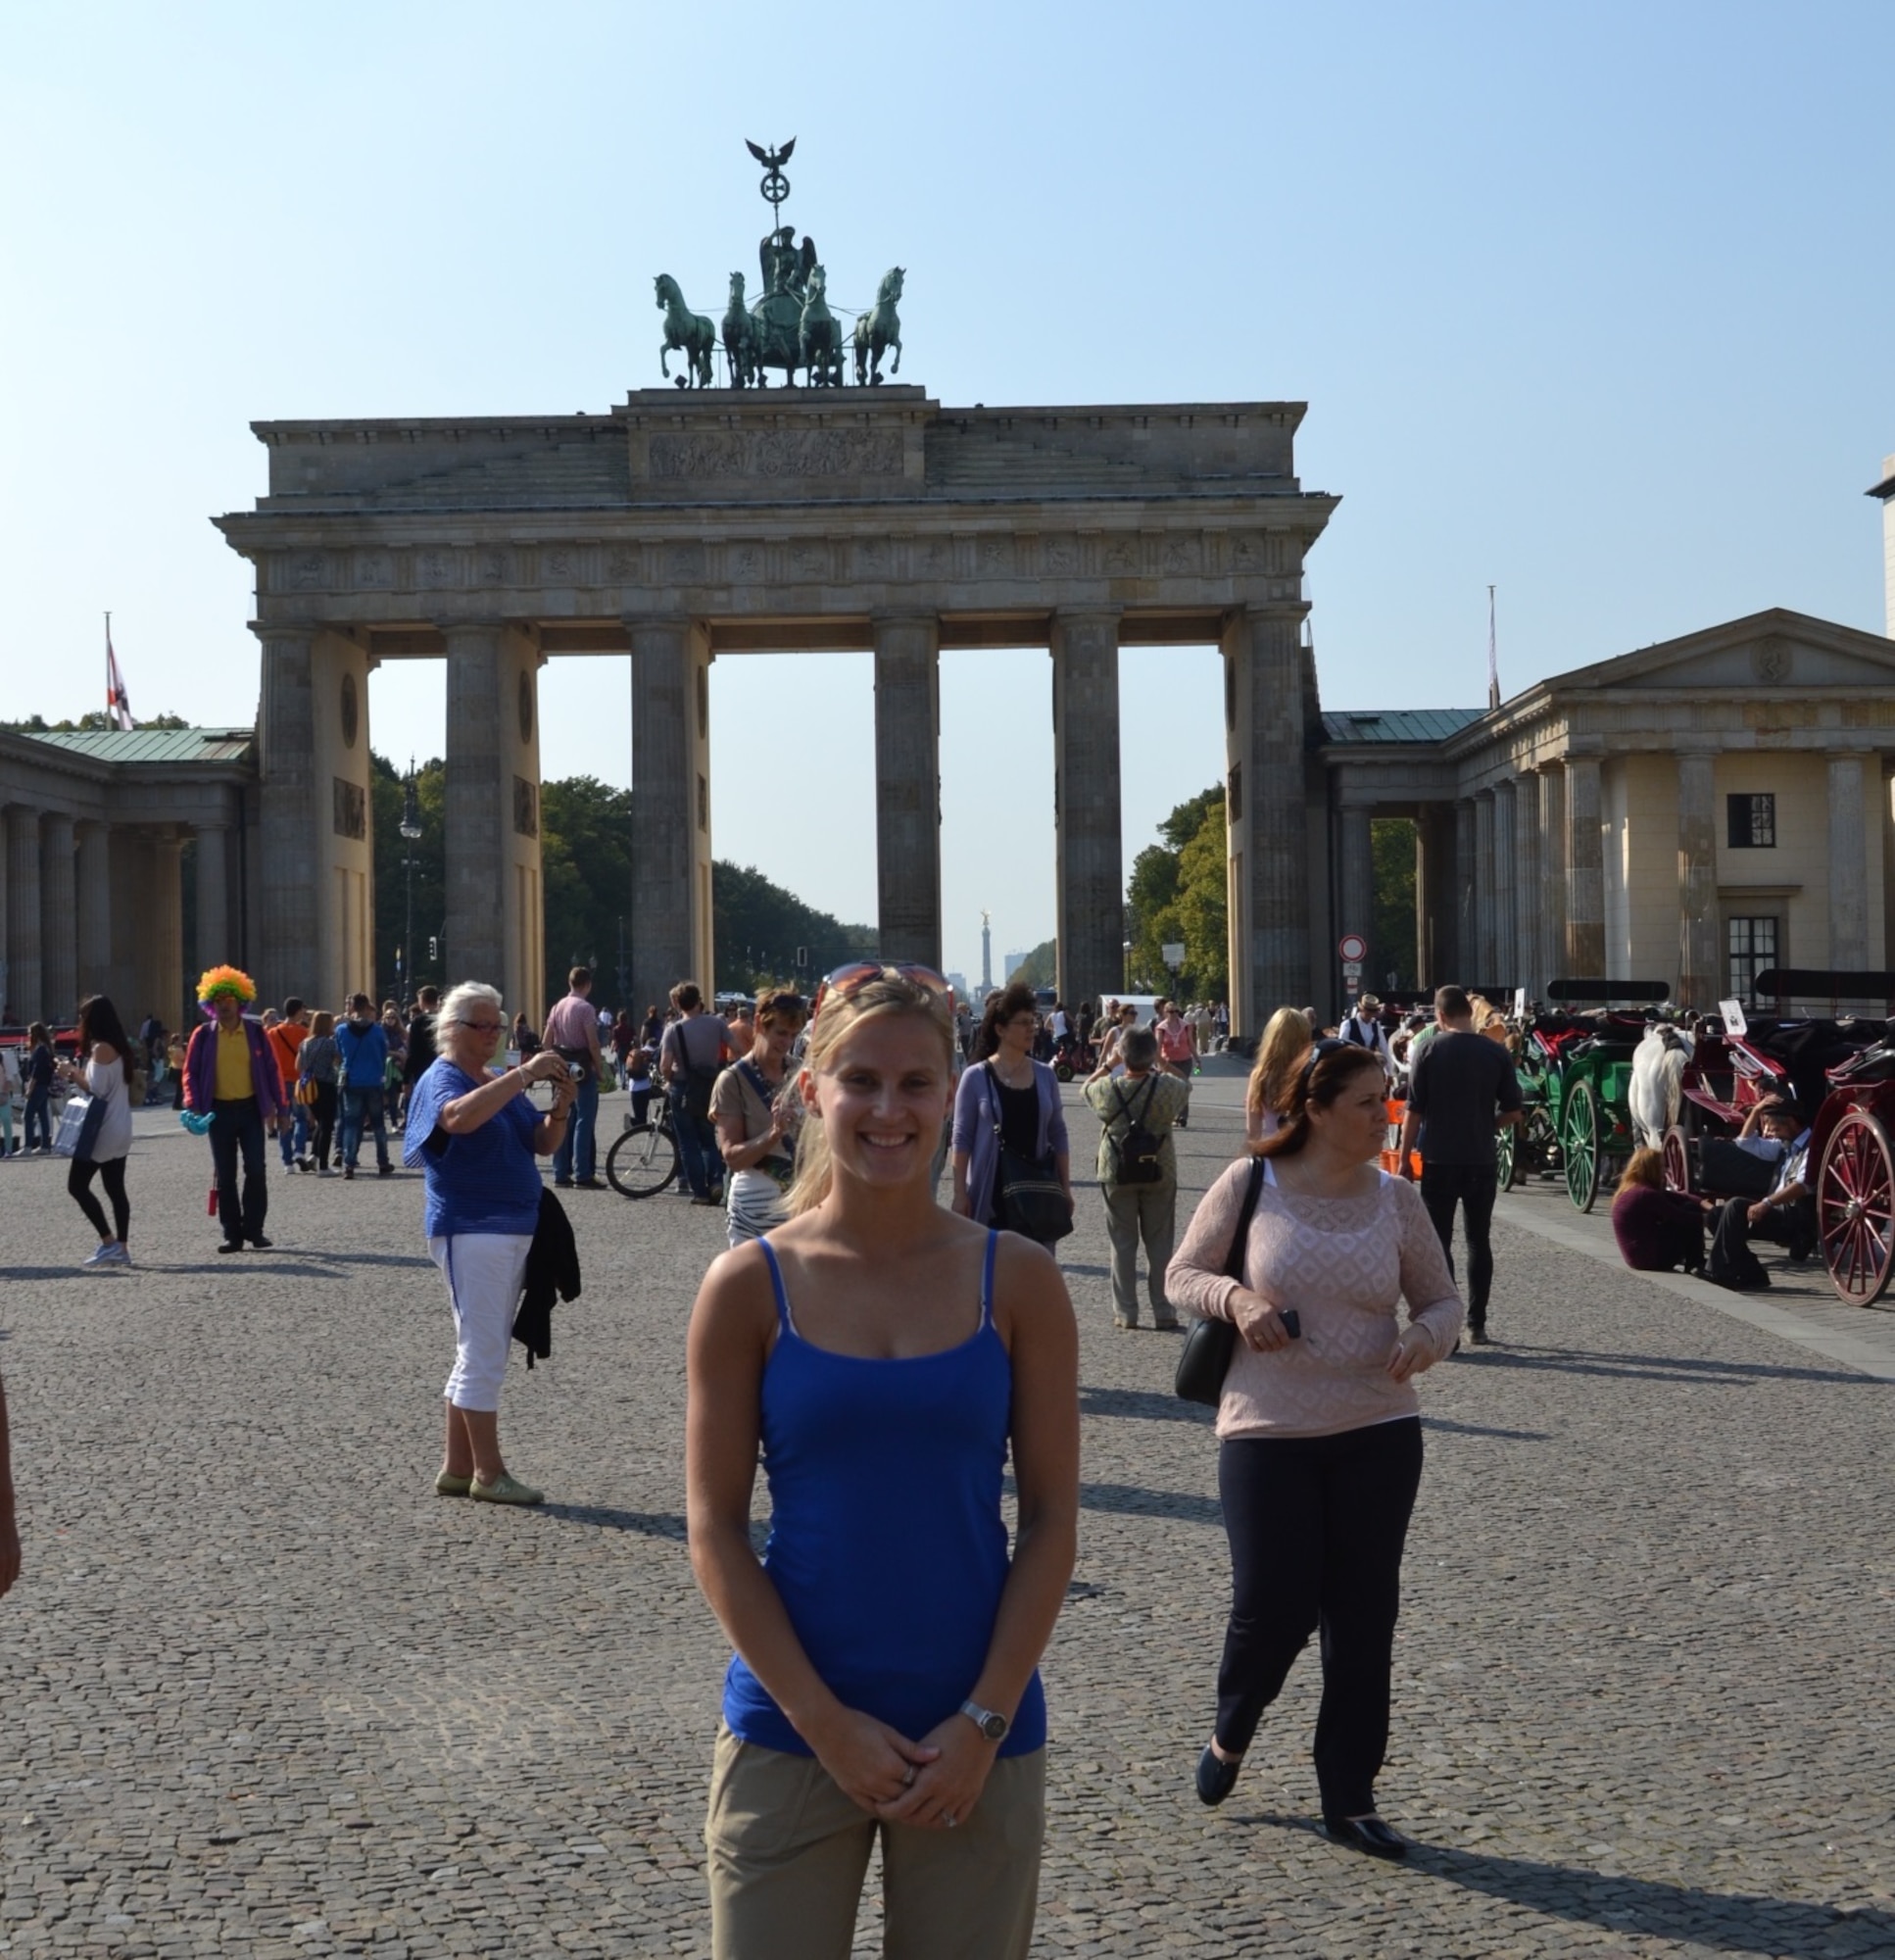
[470,1471,544,1506]
[434,1471,473,1497]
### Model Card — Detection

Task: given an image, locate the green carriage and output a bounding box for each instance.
[1518,981,1671,1212]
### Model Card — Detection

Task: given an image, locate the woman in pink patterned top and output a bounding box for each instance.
[1166,1038,1463,1860]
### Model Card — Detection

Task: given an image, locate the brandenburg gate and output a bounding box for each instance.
[214,387,1336,1031]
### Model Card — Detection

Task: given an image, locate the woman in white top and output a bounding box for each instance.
[63,994,136,1268]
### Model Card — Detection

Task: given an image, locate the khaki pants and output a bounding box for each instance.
[705,1725,1044,1960]
[1101,1175,1178,1326]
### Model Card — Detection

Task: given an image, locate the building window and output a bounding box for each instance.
[1726,792,1775,849]
[698,771,708,833]
[1727,915,1778,1004]
[1226,763,1241,824]
[512,775,538,839]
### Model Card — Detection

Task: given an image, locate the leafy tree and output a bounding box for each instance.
[3,710,190,732]
[541,776,635,1006]
[1371,818,1418,992]
[1126,785,1227,999]
[1009,938,1059,991]
[712,862,877,996]
[370,753,446,1000]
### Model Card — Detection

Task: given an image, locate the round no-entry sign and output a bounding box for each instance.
[1337,933,1368,963]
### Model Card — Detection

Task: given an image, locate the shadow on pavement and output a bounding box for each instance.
[1422,1415,1552,1442]
[1243,1816,1887,1956]
[1469,1344,1871,1389]
[539,1503,689,1542]
[1080,1481,1221,1527]
[1080,1386,1214,1426]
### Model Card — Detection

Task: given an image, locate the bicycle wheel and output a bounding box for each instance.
[607,1119,680,1199]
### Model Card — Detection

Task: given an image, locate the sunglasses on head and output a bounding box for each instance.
[758,990,807,1020]
[1297,1036,1351,1096]
[810,961,956,1027]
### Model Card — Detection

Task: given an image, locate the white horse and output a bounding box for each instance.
[1628,1022,1692,1149]
[852,267,904,385]
[655,274,715,389]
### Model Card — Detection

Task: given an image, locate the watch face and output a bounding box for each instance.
[980,1711,1007,1740]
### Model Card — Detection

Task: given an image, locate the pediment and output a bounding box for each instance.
[1549,609,1895,695]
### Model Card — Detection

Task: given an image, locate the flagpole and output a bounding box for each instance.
[1486,584,1499,711]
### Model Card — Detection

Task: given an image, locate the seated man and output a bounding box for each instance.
[1707,1099,1814,1292]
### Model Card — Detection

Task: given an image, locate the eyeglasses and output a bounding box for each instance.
[462,1019,504,1034]
[810,961,955,1027]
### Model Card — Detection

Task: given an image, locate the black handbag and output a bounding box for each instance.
[986,1064,1075,1246]
[1174,1156,1268,1407]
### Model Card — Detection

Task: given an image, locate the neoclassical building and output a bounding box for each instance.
[0,726,255,1028]
[1323,608,1895,1010]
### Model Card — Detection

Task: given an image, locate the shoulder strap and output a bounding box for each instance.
[755,1237,795,1334]
[1223,1156,1269,1282]
[980,1230,998,1329]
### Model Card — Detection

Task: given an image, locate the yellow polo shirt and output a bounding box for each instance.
[215,1025,253,1100]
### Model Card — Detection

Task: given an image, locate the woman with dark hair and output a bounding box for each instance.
[22,1022,55,1153]
[1166,1038,1463,1858]
[62,995,136,1268]
[951,981,1072,1241]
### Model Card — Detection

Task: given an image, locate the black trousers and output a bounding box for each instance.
[1215,1418,1424,1822]
[70,1155,130,1242]
[1420,1162,1498,1325]
[209,1096,268,1245]
[1709,1195,1816,1284]
[309,1081,338,1169]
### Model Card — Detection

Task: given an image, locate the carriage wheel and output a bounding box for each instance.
[1495,1120,1517,1192]
[1817,1109,1895,1306]
[1563,1079,1601,1212]
[1661,1124,1691,1194]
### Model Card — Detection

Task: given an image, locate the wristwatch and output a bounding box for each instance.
[959,1697,1009,1743]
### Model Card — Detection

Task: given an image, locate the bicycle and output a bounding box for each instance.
[606,1102,681,1199]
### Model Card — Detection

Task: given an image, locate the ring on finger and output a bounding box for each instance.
[901,1766,916,1788]
[944,1812,957,1829]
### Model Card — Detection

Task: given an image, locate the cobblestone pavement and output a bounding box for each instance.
[2,1084,1892,1958]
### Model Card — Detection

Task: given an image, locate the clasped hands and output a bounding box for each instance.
[810,1706,995,1832]
[1229,1288,1438,1381]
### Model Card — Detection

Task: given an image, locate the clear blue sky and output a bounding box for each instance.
[4,2,1890,986]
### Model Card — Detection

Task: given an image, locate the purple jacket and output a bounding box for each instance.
[951,1057,1070,1227]
[184,1014,286,1120]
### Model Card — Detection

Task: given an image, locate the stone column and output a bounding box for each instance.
[40,812,76,1024]
[1337,805,1374,988]
[132,832,186,1031]
[630,617,713,1010]
[196,826,230,980]
[1416,804,1455,985]
[1473,792,1496,986]
[1222,606,1310,1032]
[1453,799,1476,985]
[873,615,943,968]
[1827,753,1871,971]
[1051,611,1123,1007]
[1537,763,1568,992]
[75,821,112,997]
[1564,751,1606,976]
[1676,747,1720,1010]
[1493,781,1517,989]
[7,808,43,1023]
[256,627,319,1001]
[1513,776,1540,1000]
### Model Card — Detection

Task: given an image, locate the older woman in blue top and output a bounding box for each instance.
[949,980,1072,1240]
[404,981,576,1507]
[688,968,1079,1960]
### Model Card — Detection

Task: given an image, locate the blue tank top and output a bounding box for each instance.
[721,1231,1046,1759]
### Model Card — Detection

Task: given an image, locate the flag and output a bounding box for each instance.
[107,630,135,731]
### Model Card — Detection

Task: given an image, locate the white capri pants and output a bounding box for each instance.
[429,1232,532,1412]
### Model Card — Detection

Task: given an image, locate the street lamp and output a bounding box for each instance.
[399,758,423,1008]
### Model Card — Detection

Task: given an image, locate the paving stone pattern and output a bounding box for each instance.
[1,1088,1891,1957]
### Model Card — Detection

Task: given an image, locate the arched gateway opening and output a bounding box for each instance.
[216,388,1336,1037]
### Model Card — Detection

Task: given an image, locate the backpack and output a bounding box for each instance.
[1110,1075,1164,1185]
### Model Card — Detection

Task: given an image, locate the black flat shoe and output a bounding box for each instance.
[1195,1745,1240,1806]
[1325,1815,1408,1859]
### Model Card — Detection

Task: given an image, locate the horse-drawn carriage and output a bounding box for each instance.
[1511,981,1670,1212]
[1660,970,1895,1304]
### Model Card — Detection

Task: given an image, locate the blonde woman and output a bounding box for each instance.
[711,988,808,1247]
[1245,1005,1315,1150]
[688,967,1079,1958]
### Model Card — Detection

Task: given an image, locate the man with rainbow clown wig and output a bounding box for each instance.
[181,965,288,1253]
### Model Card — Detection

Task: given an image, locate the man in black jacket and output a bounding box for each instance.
[1399,985,1522,1346]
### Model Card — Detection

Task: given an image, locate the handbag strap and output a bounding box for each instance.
[1224,1157,1268,1281]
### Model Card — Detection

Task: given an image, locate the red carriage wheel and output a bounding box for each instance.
[1817,1108,1895,1306]
[1661,1124,1690,1194]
